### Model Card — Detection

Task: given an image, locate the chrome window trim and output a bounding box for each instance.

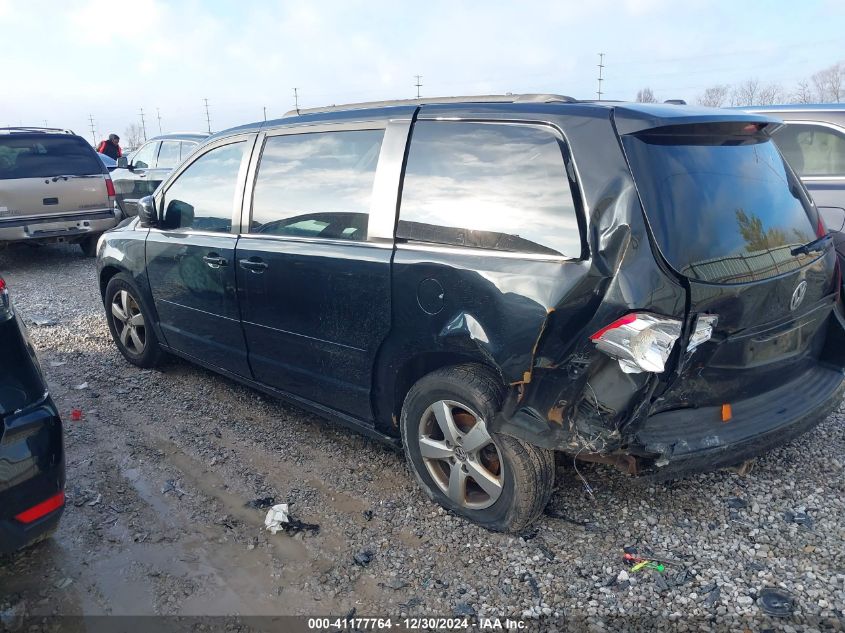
[396,240,578,263]
[240,121,394,242]
[156,133,258,236]
[146,227,237,239]
[236,233,393,249]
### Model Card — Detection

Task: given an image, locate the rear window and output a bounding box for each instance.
[0,134,103,180]
[623,126,818,283]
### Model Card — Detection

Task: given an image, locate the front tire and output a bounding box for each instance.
[104,273,163,368]
[400,365,554,532]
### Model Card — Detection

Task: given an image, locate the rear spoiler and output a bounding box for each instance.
[612,103,781,136]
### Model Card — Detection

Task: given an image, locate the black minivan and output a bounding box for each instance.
[96,95,845,532]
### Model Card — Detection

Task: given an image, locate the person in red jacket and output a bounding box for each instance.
[96,134,122,160]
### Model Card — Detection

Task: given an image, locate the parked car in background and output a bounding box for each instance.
[111,133,207,217]
[97,96,845,532]
[0,275,65,554]
[0,127,120,256]
[743,105,845,278]
[742,106,845,214]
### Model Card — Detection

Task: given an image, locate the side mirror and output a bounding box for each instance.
[818,206,845,233]
[137,196,158,228]
[116,156,129,168]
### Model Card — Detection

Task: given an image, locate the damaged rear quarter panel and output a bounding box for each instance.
[374,107,688,448]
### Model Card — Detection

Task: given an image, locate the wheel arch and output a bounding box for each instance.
[377,349,506,438]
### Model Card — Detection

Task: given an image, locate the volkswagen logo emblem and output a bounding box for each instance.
[790,280,807,311]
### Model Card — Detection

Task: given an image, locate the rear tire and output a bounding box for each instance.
[400,364,554,533]
[79,234,100,257]
[104,273,163,368]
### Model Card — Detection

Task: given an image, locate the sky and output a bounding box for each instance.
[0,0,842,146]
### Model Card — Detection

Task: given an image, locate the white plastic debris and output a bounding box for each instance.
[264,503,290,534]
[74,382,88,390]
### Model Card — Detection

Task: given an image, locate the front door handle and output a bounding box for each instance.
[239,258,268,273]
[203,254,228,268]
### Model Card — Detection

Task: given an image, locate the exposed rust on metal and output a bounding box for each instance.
[547,401,567,425]
[575,451,640,476]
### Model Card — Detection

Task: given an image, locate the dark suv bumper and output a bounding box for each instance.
[633,365,845,478]
[0,397,65,556]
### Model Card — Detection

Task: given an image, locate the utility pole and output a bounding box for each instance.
[293,88,300,115]
[156,108,163,135]
[414,75,423,98]
[597,53,606,100]
[263,106,267,121]
[88,115,96,144]
[139,107,147,141]
[203,98,212,133]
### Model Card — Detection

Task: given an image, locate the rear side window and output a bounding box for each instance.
[0,135,102,180]
[772,123,845,177]
[163,141,246,233]
[249,129,384,241]
[397,121,582,258]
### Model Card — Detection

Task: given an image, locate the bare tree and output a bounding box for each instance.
[812,62,844,102]
[758,83,784,105]
[123,124,144,151]
[791,79,817,104]
[635,87,657,103]
[731,78,760,106]
[731,78,783,106]
[697,84,730,108]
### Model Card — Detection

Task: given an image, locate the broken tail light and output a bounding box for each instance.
[687,314,719,353]
[0,275,12,322]
[589,312,683,374]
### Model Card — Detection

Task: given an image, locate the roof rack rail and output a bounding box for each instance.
[284,93,577,117]
[0,126,75,135]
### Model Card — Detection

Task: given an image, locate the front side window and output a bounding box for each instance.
[772,123,845,177]
[132,142,159,169]
[162,141,246,233]
[156,141,181,169]
[397,121,582,257]
[249,129,385,241]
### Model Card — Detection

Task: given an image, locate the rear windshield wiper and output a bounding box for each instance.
[791,233,833,256]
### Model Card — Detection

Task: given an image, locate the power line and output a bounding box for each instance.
[88,115,96,144]
[203,98,212,134]
[139,107,147,141]
[156,108,163,135]
[414,75,423,98]
[597,53,605,100]
[293,88,300,114]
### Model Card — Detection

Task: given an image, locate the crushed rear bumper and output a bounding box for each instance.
[632,364,845,478]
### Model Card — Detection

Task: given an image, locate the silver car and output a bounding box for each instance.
[0,127,121,256]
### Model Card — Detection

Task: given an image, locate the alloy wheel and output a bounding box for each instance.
[111,289,146,355]
[417,400,504,510]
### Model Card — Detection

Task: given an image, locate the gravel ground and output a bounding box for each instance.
[1,243,844,631]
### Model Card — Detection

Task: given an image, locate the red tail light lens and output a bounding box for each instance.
[105,177,116,198]
[589,312,683,373]
[816,213,826,239]
[14,491,65,524]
